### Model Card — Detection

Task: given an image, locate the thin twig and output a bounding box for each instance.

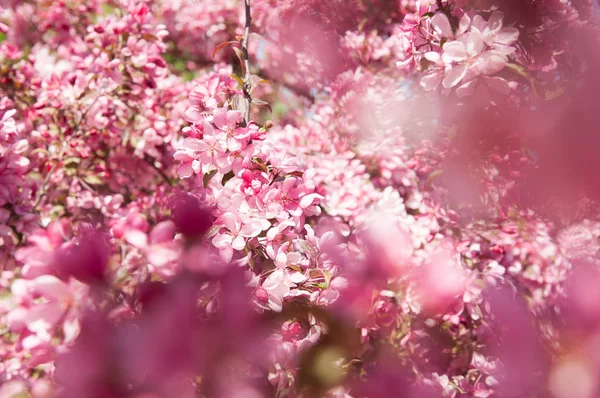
[34,162,58,208]
[241,0,252,125]
[144,156,174,187]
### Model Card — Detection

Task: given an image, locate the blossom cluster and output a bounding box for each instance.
[2,0,600,397]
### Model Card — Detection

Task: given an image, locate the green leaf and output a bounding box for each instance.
[230,74,244,89]
[505,63,530,79]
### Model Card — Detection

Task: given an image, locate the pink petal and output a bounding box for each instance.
[220,246,234,263]
[24,303,63,333]
[221,212,239,232]
[173,151,193,162]
[276,251,288,268]
[479,52,507,75]
[458,14,471,35]
[424,52,441,64]
[7,307,27,331]
[124,228,148,248]
[31,275,69,300]
[318,289,340,305]
[149,220,176,244]
[286,203,303,217]
[431,13,453,37]
[442,64,468,88]
[471,15,486,32]
[483,76,510,95]
[62,314,81,343]
[456,79,479,97]
[226,110,243,126]
[289,272,307,284]
[241,222,261,238]
[182,138,205,151]
[268,296,283,312]
[330,276,349,289]
[463,30,485,55]
[420,72,443,91]
[212,233,233,249]
[495,28,519,45]
[148,244,179,267]
[487,11,504,33]
[202,121,214,135]
[3,109,16,121]
[183,107,204,124]
[212,108,229,129]
[443,41,467,62]
[282,177,296,193]
[299,193,322,208]
[227,137,242,152]
[177,163,194,179]
[263,270,285,291]
[231,235,246,251]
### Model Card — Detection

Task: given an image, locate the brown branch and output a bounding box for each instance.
[144,156,174,187]
[257,67,315,103]
[241,0,253,125]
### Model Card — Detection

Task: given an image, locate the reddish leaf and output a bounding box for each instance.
[212,41,240,59]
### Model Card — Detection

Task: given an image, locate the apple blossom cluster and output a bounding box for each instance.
[2,0,600,397]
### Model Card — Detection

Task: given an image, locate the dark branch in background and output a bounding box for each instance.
[436,0,459,32]
[241,0,253,125]
[144,155,174,187]
[258,68,316,103]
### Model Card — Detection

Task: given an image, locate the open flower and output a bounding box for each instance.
[124,221,182,277]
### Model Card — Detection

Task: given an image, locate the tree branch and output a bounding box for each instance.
[241,0,253,125]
